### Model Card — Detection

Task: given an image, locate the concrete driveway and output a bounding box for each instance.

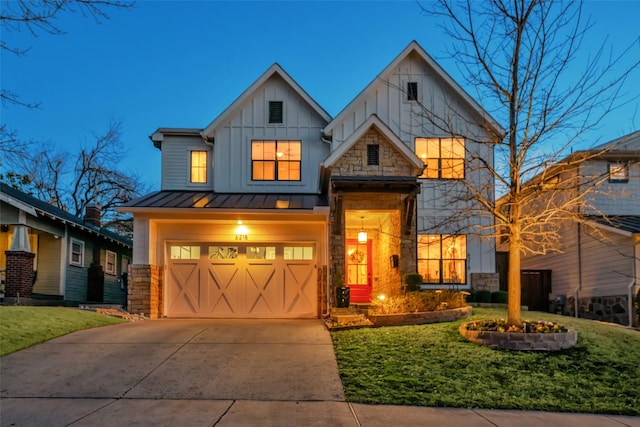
[1,318,349,426]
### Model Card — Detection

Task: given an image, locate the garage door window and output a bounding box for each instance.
[284,246,313,260]
[171,245,200,260]
[208,246,238,259]
[247,246,276,259]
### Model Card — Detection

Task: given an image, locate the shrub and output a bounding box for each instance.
[466,291,476,302]
[404,274,423,292]
[491,291,508,304]
[369,290,468,315]
[475,290,492,303]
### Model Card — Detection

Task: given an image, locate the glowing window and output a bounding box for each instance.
[171,245,200,260]
[415,138,465,179]
[284,246,313,260]
[252,140,301,181]
[190,151,207,183]
[418,235,466,284]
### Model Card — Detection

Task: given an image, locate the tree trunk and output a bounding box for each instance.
[507,238,522,326]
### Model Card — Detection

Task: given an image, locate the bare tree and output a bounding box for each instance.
[419,0,640,325]
[6,121,145,237]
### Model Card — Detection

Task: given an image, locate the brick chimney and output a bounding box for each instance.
[84,203,101,228]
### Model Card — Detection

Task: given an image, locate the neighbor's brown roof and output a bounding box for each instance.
[121,191,328,210]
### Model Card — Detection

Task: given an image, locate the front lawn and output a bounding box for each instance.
[0,306,127,356]
[331,307,640,415]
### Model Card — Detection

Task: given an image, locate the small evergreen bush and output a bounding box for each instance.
[475,290,492,303]
[491,291,508,304]
[404,274,423,292]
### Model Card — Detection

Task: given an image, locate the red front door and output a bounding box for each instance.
[346,239,372,302]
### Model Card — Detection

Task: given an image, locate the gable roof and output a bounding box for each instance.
[583,129,640,156]
[0,183,132,247]
[203,63,332,137]
[323,40,504,137]
[322,114,424,172]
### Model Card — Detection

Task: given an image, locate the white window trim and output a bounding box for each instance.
[70,238,85,267]
[105,250,117,275]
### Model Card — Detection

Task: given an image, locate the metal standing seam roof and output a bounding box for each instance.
[585,215,640,234]
[121,191,329,210]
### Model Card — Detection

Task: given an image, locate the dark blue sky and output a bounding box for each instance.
[2,1,639,189]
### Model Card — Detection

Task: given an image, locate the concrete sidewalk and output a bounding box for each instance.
[1,319,638,426]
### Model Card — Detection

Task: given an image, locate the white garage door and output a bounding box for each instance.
[166,244,317,318]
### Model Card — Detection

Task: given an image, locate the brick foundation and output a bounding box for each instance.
[128,264,163,319]
[4,251,36,298]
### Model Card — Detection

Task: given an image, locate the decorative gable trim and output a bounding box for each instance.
[203,63,331,137]
[322,114,424,173]
[323,40,504,137]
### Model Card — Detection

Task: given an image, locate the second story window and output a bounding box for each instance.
[190,151,207,183]
[269,101,283,124]
[608,162,628,183]
[415,137,465,179]
[252,140,301,181]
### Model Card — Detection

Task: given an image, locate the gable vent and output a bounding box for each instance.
[269,101,283,123]
[367,144,380,166]
[407,82,418,101]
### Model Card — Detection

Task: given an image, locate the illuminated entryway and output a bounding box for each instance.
[166,243,317,318]
[343,210,404,302]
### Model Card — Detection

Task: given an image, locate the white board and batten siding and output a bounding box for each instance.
[213,73,329,194]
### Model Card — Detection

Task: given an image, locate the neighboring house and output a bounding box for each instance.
[0,183,132,305]
[498,130,640,326]
[120,41,502,319]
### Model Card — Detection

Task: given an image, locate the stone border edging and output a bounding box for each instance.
[459,322,578,351]
[368,305,472,327]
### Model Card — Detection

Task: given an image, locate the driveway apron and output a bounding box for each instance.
[1,319,346,425]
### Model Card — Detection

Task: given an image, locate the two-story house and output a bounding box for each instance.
[120,41,502,319]
[503,131,640,326]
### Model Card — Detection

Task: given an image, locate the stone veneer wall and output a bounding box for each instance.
[566,294,633,326]
[128,264,163,319]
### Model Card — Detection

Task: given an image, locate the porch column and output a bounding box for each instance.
[4,250,36,299]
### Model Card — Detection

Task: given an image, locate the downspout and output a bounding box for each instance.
[324,212,331,317]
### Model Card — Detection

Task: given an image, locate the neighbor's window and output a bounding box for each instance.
[367,144,379,166]
[190,151,207,183]
[252,140,301,181]
[608,162,628,182]
[407,82,418,101]
[269,101,283,124]
[415,137,465,179]
[170,245,201,260]
[105,250,117,275]
[70,239,85,267]
[418,234,466,284]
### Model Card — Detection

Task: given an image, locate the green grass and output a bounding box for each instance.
[331,308,640,415]
[0,306,127,356]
